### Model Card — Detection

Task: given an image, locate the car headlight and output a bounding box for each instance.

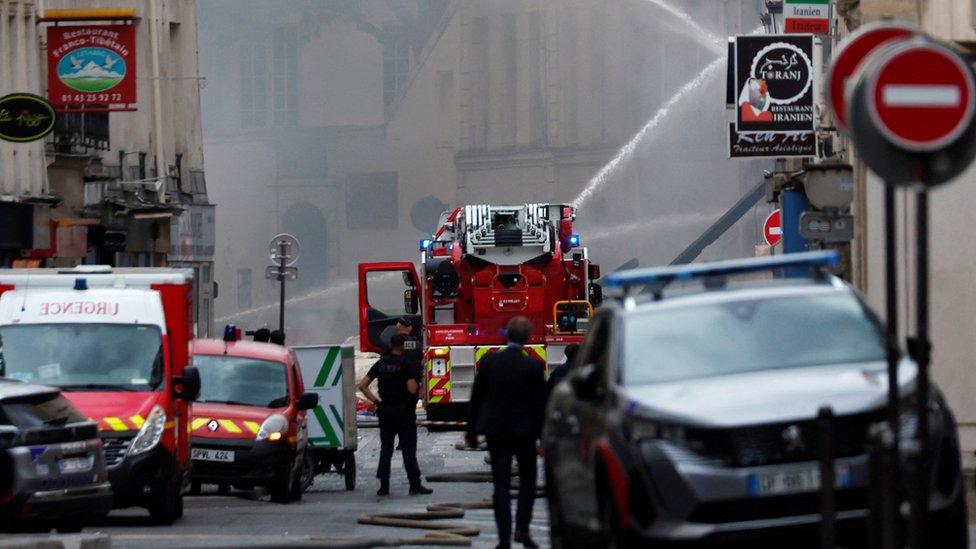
[624,417,706,453]
[256,414,288,442]
[130,405,166,456]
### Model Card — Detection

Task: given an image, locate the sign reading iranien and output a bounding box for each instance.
[785,0,831,35]
[47,24,137,110]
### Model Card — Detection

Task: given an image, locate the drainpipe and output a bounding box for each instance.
[148,0,166,203]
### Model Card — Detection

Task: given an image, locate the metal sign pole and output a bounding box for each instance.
[882,184,901,548]
[908,186,931,549]
[278,240,287,333]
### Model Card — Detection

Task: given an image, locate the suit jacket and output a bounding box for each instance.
[468,345,547,441]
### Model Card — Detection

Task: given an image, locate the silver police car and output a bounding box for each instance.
[544,252,966,547]
[0,379,112,532]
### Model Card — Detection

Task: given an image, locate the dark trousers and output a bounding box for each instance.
[376,406,421,485]
[487,436,537,542]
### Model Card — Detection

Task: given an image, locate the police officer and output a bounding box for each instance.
[357,333,433,496]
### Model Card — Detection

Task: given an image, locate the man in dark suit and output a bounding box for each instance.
[467,316,546,549]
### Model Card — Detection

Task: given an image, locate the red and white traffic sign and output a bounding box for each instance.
[763,209,782,247]
[826,21,915,133]
[867,41,976,152]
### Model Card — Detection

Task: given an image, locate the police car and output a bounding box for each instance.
[544,252,966,547]
[188,327,318,503]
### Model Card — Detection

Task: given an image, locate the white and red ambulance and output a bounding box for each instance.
[0,266,200,524]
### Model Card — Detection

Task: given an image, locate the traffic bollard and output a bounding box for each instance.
[818,406,836,549]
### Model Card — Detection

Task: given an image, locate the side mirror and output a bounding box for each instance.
[589,282,603,307]
[404,288,419,315]
[570,363,601,401]
[213,281,219,299]
[588,264,601,281]
[174,366,201,401]
[297,392,319,411]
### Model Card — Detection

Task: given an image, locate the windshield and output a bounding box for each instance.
[623,293,887,386]
[0,324,164,391]
[194,355,290,408]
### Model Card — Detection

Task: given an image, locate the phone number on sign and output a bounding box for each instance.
[60,93,123,103]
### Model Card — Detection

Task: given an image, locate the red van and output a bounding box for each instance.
[0,267,200,524]
[188,329,317,502]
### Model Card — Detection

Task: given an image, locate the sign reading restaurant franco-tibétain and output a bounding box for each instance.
[47,24,137,109]
[0,93,57,142]
[735,35,816,134]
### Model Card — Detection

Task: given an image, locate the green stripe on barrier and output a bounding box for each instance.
[314,347,340,388]
[312,405,341,448]
[329,404,344,434]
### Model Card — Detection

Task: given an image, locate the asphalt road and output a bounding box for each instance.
[9,427,550,548]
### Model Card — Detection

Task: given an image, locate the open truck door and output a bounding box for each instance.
[358,262,421,353]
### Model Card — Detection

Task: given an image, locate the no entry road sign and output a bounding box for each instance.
[849,37,976,186]
[826,21,915,133]
[867,41,976,152]
[763,209,782,247]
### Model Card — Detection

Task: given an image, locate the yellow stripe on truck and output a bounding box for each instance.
[104,417,128,431]
[243,421,261,435]
[129,415,145,429]
[190,418,209,431]
[218,419,242,433]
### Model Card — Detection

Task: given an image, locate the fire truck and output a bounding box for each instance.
[358,203,600,423]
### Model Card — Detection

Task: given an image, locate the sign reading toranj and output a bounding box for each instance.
[735,35,816,134]
[0,93,57,143]
[785,0,831,35]
[47,24,137,110]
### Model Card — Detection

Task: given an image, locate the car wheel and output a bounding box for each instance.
[189,481,201,496]
[289,453,310,502]
[217,483,231,495]
[344,452,356,491]
[270,463,294,503]
[929,491,968,548]
[148,482,182,525]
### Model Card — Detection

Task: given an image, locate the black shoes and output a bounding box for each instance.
[377,480,390,496]
[513,531,538,548]
[409,484,433,495]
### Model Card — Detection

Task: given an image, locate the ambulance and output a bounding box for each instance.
[0,266,200,524]
[188,327,318,503]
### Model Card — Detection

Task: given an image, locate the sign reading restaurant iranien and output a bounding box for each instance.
[785,0,830,35]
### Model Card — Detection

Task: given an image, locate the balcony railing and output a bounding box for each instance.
[50,111,110,154]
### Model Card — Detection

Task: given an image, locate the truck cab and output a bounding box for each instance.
[0,267,200,525]
[189,329,318,503]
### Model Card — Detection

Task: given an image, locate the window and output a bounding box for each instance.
[240,44,268,129]
[345,172,398,230]
[237,268,252,309]
[272,32,299,126]
[383,39,410,116]
[194,355,290,409]
[622,293,887,386]
[0,324,164,391]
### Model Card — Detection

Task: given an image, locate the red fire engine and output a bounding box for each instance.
[358,203,600,423]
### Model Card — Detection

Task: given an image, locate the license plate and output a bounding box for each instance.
[747,465,852,496]
[192,448,235,463]
[58,456,92,473]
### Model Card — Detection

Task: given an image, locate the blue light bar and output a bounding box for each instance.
[419,238,433,251]
[605,250,838,289]
[569,234,581,247]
